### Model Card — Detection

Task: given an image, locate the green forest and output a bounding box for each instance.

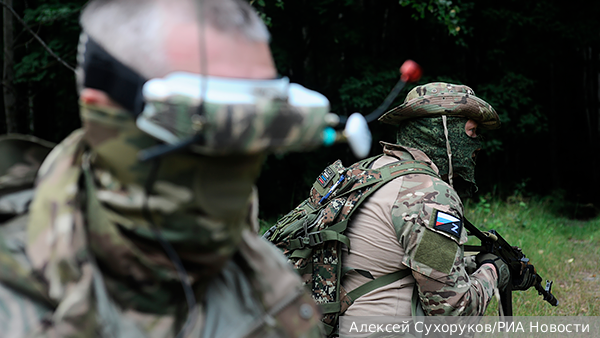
[2,0,600,222]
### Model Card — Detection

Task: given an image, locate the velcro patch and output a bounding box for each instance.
[432,210,463,240]
[317,167,335,188]
[414,229,458,275]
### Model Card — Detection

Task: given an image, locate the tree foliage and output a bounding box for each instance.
[399,0,474,45]
[1,0,599,220]
[1,0,84,140]
[256,0,600,220]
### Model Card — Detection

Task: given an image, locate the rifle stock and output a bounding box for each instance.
[463,219,559,315]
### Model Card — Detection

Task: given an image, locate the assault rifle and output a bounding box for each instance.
[463,219,559,315]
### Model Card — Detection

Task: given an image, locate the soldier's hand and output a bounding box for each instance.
[512,263,537,290]
[476,253,510,291]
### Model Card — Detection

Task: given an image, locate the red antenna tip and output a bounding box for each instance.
[400,60,422,83]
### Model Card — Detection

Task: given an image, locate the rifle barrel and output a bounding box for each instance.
[464,219,559,308]
[535,280,559,306]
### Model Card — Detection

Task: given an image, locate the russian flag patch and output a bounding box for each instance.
[317,167,335,188]
[432,210,463,239]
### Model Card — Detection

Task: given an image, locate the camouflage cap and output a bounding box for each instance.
[378,82,500,129]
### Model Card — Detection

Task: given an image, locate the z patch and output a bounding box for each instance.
[432,210,463,240]
[317,167,335,188]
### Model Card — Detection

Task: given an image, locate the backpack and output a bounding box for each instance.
[264,154,439,337]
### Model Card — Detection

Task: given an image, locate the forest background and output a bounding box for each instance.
[2,0,600,222]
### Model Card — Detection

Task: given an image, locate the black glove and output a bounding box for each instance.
[512,263,538,290]
[476,253,510,291]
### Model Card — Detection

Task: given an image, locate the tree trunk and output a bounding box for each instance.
[3,0,17,133]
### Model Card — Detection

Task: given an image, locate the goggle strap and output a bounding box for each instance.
[82,36,147,116]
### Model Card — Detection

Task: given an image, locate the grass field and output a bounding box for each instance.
[465,195,600,316]
[261,194,600,317]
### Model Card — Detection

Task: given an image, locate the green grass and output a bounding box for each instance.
[261,194,600,316]
[465,195,600,316]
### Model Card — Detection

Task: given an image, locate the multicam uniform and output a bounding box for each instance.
[0,135,56,337]
[0,102,324,337]
[343,82,501,318]
[342,142,496,317]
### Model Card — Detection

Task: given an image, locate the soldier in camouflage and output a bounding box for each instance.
[0,0,326,337]
[340,82,510,318]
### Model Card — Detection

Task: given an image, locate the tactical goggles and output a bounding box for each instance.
[80,34,371,159]
[137,72,332,156]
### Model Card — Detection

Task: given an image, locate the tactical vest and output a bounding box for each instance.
[265,155,439,337]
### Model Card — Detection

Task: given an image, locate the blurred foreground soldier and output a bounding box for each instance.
[267,82,508,336]
[0,0,329,337]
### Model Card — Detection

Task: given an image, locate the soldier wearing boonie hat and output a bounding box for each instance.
[379,82,500,193]
[379,82,500,129]
[337,82,508,318]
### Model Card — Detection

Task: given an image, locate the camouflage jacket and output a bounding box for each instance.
[342,142,497,316]
[0,131,323,338]
[0,135,56,337]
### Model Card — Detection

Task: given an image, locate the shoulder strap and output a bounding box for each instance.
[345,269,412,303]
[341,159,439,221]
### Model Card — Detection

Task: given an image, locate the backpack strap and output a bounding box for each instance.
[346,269,412,304]
[286,228,351,250]
[287,219,353,276]
[340,159,439,222]
[320,269,413,337]
[318,270,412,315]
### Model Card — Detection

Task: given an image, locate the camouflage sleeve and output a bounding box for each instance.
[0,283,51,337]
[391,175,497,316]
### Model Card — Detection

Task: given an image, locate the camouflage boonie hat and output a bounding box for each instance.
[378,82,500,129]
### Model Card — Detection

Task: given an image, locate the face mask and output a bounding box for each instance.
[79,101,265,255]
[446,117,481,195]
[396,116,481,193]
